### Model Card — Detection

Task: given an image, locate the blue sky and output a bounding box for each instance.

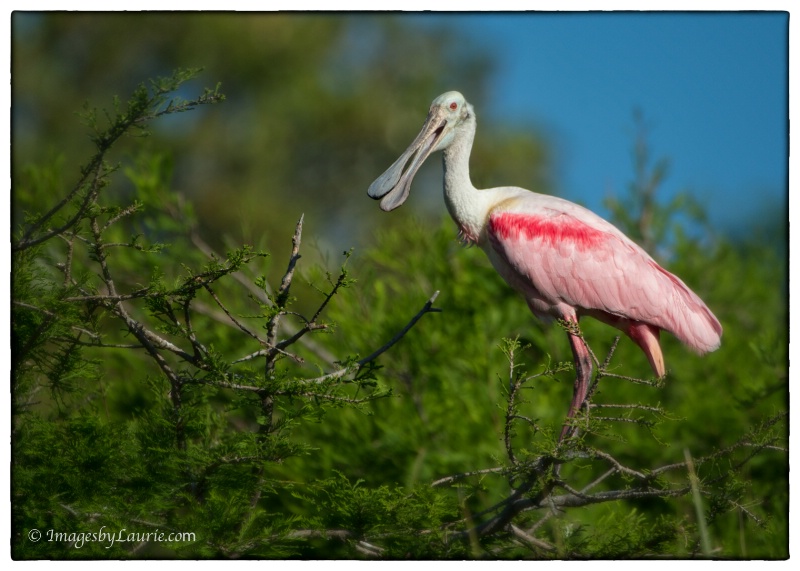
[413,12,788,235]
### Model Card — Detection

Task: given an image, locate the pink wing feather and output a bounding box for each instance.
[485,199,722,354]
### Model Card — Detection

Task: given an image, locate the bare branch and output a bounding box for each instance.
[588,449,648,480]
[101,203,141,231]
[63,288,153,303]
[431,466,507,488]
[600,371,662,386]
[296,290,441,385]
[203,283,267,348]
[265,215,304,378]
[274,391,379,405]
[581,467,617,494]
[275,215,303,306]
[589,403,663,413]
[599,335,621,371]
[190,226,338,366]
[508,523,557,553]
[356,290,442,366]
[200,378,264,393]
[286,529,354,541]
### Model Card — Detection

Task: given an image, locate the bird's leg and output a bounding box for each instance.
[560,319,594,442]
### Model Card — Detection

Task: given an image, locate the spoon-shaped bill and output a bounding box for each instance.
[367,108,447,211]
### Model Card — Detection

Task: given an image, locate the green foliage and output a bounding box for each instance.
[12,65,786,560]
[12,70,395,559]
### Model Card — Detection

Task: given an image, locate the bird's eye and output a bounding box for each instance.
[449,102,458,111]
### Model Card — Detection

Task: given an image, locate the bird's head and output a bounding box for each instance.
[367,91,473,211]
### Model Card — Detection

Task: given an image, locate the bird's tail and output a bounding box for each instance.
[651,262,723,354]
[628,322,665,377]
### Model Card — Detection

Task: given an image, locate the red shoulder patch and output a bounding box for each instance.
[489,212,606,250]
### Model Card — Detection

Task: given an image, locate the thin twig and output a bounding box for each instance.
[266,215,304,377]
[589,403,663,412]
[190,227,337,365]
[275,391,378,405]
[202,283,302,365]
[296,290,442,385]
[356,290,442,365]
[201,378,264,393]
[431,466,507,488]
[508,523,556,553]
[581,467,617,493]
[601,372,662,386]
[588,449,648,480]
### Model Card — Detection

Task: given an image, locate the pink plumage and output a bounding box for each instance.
[368,91,722,440]
[485,200,722,369]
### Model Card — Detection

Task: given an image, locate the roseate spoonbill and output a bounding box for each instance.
[367,91,722,439]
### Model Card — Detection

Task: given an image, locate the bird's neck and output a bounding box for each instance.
[442,124,475,198]
[442,120,486,244]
